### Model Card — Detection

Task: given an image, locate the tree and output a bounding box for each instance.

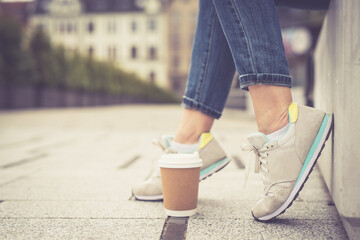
[29,27,56,87]
[51,46,69,89]
[0,16,36,86]
[67,53,90,91]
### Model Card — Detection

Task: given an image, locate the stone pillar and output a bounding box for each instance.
[314,0,360,239]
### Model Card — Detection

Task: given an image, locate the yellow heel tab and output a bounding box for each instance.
[288,102,298,123]
[199,133,213,149]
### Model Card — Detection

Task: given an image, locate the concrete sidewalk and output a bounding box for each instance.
[0,105,348,239]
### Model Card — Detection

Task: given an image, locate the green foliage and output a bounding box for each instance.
[0,16,179,103]
[29,28,62,87]
[51,46,69,88]
[66,53,90,90]
[0,16,37,85]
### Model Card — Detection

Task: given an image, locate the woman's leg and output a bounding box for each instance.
[212,0,293,135]
[173,109,214,144]
[132,0,236,200]
[211,0,333,222]
[174,0,236,144]
[249,85,292,134]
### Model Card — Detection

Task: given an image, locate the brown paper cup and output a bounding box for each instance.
[159,152,203,217]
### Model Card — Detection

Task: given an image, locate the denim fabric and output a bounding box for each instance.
[183,0,293,119]
[183,0,328,119]
[183,0,236,119]
[275,0,330,10]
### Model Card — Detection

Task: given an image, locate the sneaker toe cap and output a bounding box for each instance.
[252,183,294,220]
[132,180,162,197]
[252,196,284,220]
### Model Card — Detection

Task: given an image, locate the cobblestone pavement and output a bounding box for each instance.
[0,105,348,239]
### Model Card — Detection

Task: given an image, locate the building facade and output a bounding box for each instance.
[30,0,169,89]
[166,0,198,95]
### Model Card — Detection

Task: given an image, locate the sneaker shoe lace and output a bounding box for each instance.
[152,138,176,154]
[146,137,176,181]
[241,142,269,188]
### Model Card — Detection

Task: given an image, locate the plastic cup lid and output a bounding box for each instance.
[159,152,203,168]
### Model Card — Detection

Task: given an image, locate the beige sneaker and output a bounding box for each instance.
[242,103,333,221]
[132,133,231,201]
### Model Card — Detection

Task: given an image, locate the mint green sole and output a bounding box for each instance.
[200,157,230,180]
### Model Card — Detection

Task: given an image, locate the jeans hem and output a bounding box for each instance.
[182,96,222,119]
[239,73,292,90]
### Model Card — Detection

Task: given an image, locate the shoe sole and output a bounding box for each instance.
[253,113,334,222]
[133,157,231,201]
[132,193,163,201]
[200,157,231,181]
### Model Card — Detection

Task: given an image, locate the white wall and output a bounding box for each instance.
[314,0,360,239]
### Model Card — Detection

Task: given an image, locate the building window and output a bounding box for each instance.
[88,47,94,58]
[148,47,157,60]
[88,21,94,33]
[171,34,180,50]
[173,56,180,70]
[67,22,72,33]
[131,20,137,32]
[148,18,156,31]
[171,12,181,27]
[171,76,182,91]
[131,46,137,59]
[108,21,116,33]
[60,22,65,33]
[149,72,156,84]
[108,46,116,61]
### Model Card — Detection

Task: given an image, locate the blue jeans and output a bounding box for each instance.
[183,0,329,119]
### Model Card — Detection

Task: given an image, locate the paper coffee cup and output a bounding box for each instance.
[159,152,203,217]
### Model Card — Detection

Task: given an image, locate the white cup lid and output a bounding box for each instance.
[159,152,203,168]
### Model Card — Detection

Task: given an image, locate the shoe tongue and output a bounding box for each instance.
[247,132,268,149]
[160,135,173,149]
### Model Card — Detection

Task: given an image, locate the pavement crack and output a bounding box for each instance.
[0,217,166,220]
[28,139,76,154]
[232,155,245,169]
[118,154,141,169]
[160,216,188,240]
[0,153,47,169]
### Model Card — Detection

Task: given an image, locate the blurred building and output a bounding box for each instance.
[0,0,34,26]
[166,0,198,95]
[29,0,169,89]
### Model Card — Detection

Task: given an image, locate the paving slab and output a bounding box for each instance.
[0,219,164,240]
[0,200,165,219]
[187,219,347,240]
[0,105,348,239]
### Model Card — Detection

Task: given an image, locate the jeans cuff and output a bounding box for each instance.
[182,96,222,119]
[239,73,292,90]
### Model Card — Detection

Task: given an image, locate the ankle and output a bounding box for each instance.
[173,130,202,144]
[174,108,214,144]
[258,108,289,135]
